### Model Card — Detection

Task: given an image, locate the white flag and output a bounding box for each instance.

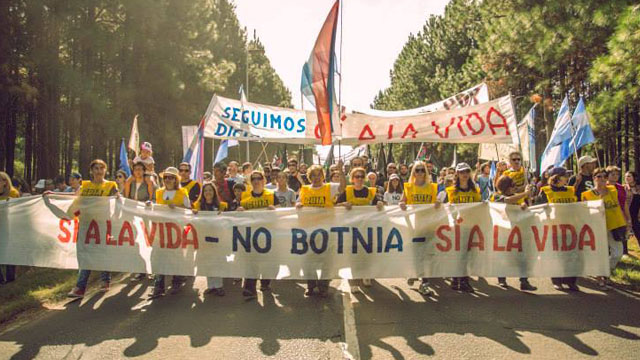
[128,115,140,156]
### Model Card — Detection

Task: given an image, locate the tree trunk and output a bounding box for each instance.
[634,104,640,173]
[624,105,630,172]
[616,110,622,168]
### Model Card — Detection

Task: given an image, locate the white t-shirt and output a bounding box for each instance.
[162,190,191,208]
[384,191,403,205]
[312,183,341,199]
[436,190,447,203]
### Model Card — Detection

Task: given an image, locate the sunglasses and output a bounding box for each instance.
[116,175,124,179]
[179,169,190,173]
[511,158,521,162]
[163,176,176,181]
[414,168,426,173]
[353,175,364,179]
[594,174,606,179]
[250,177,264,182]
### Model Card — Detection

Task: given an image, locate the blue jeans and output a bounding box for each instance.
[76,270,110,290]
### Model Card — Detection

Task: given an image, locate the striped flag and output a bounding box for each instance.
[183,117,206,183]
[128,115,140,156]
[300,0,340,145]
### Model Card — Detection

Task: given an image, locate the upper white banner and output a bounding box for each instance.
[0,195,609,279]
[203,85,518,145]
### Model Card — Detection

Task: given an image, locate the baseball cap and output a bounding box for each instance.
[455,162,471,172]
[577,155,597,168]
[388,173,400,181]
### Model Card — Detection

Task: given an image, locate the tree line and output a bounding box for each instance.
[373,0,640,172]
[0,0,292,181]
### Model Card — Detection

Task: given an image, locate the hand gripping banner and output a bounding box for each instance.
[0,196,609,279]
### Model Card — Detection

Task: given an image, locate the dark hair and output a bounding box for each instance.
[386,177,402,194]
[455,175,477,192]
[496,175,514,194]
[626,171,637,185]
[179,162,191,170]
[132,161,147,171]
[54,175,66,185]
[593,167,608,177]
[213,161,227,172]
[233,183,246,192]
[201,182,221,209]
[242,162,252,171]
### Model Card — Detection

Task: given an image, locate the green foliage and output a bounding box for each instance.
[372,0,639,170]
[0,0,291,178]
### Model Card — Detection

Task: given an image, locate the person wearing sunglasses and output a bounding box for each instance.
[148,167,191,299]
[115,169,128,194]
[296,164,346,298]
[66,159,118,298]
[491,175,537,291]
[581,168,629,290]
[336,167,384,290]
[445,162,482,293]
[503,151,528,204]
[399,161,441,296]
[178,162,202,209]
[237,170,278,299]
[536,166,580,291]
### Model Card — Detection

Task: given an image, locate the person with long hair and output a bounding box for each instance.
[336,167,384,290]
[582,168,629,290]
[0,171,20,284]
[625,171,640,252]
[536,166,580,291]
[148,167,191,299]
[399,161,440,296]
[494,161,508,189]
[238,170,278,299]
[296,164,346,298]
[491,175,537,291]
[383,174,403,205]
[67,160,118,298]
[196,182,228,296]
[445,162,482,293]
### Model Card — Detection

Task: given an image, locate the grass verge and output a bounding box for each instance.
[0,267,78,324]
[611,236,640,292]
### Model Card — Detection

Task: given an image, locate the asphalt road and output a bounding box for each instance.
[1,276,639,359]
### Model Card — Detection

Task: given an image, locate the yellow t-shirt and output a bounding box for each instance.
[79,180,117,197]
[445,185,482,204]
[240,189,275,210]
[503,167,527,204]
[581,185,627,230]
[155,188,189,207]
[541,186,577,204]
[299,183,333,208]
[0,187,20,200]
[403,182,437,204]
[345,185,376,206]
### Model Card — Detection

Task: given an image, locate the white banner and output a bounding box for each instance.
[0,196,609,279]
[354,83,489,117]
[204,94,517,145]
[478,120,529,163]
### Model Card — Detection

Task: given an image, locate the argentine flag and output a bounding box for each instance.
[540,96,572,173]
[561,97,595,159]
[183,117,206,183]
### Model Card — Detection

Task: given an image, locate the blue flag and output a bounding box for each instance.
[215,140,229,164]
[119,139,131,177]
[561,97,595,159]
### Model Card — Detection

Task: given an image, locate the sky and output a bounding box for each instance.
[234,0,449,111]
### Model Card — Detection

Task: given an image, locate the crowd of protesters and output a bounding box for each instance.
[2,144,639,301]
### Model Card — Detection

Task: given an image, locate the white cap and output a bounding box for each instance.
[455,162,471,172]
[578,155,597,168]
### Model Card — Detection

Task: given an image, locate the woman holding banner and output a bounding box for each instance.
[536,166,580,291]
[148,167,191,299]
[196,182,228,296]
[237,170,278,299]
[445,162,482,293]
[67,160,118,298]
[399,161,440,296]
[581,168,628,290]
[337,167,384,290]
[0,171,20,284]
[296,165,346,298]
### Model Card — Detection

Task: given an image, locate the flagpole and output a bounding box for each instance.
[337,0,343,166]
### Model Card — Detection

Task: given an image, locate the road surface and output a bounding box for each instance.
[1,276,639,359]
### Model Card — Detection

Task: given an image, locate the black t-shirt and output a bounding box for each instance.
[568,174,594,201]
[336,186,380,205]
[181,181,202,203]
[288,174,302,192]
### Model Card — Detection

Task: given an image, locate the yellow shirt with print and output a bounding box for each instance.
[240,189,275,210]
[299,183,334,208]
[403,182,438,204]
[345,185,376,206]
[445,185,482,204]
[79,180,117,197]
[541,186,577,204]
[581,185,627,230]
